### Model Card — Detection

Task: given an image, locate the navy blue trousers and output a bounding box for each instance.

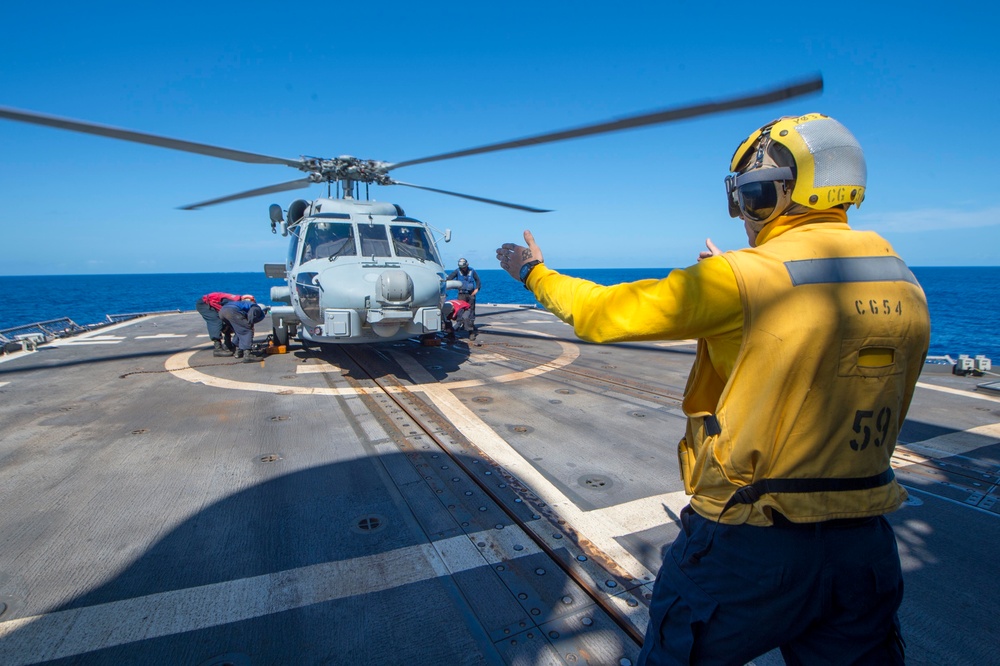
[219,308,255,351]
[638,506,904,666]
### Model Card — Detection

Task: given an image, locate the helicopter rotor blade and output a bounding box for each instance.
[179,178,314,210]
[0,105,303,168]
[392,181,551,213]
[388,76,822,171]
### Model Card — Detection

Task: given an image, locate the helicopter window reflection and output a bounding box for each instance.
[390,225,439,263]
[359,224,391,258]
[302,222,356,262]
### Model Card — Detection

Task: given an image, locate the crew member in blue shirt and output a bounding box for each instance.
[446,258,481,339]
[219,295,267,362]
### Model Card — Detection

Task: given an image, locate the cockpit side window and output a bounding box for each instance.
[302,222,356,262]
[390,225,440,263]
[359,224,391,257]
[287,230,299,268]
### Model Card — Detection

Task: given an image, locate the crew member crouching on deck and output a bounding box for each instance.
[441,298,472,342]
[196,291,241,356]
[219,295,266,363]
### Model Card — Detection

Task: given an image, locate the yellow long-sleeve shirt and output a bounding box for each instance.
[524,209,928,524]
[525,211,847,380]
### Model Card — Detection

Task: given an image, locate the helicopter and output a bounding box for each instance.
[0,76,821,346]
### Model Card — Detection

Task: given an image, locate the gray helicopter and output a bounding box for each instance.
[0,77,821,346]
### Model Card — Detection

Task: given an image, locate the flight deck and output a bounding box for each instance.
[0,306,997,665]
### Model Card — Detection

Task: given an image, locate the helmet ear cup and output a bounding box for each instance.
[728,138,796,226]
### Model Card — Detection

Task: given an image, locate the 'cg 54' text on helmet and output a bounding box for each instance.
[725,113,867,228]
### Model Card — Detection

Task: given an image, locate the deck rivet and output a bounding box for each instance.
[561,596,573,605]
[514,544,524,551]
[352,514,386,534]
[579,474,613,490]
[581,617,594,626]
[535,568,546,575]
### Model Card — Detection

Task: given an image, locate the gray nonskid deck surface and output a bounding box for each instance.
[0,307,997,665]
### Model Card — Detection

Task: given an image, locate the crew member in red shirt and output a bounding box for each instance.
[196,292,244,356]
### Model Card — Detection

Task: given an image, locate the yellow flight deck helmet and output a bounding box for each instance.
[725,113,867,228]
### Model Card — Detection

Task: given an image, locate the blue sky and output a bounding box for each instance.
[1,2,997,275]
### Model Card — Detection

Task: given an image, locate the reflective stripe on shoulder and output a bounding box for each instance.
[784,256,919,286]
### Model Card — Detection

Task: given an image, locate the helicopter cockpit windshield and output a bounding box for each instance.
[302,222,356,262]
[390,225,440,263]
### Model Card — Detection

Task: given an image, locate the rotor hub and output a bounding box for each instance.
[299,156,392,185]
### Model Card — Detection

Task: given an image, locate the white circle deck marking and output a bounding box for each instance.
[166,331,579,395]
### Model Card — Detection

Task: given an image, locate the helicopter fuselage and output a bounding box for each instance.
[267,197,450,345]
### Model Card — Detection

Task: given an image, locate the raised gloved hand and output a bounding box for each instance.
[496,230,544,282]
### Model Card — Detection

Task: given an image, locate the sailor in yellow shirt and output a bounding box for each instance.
[497,113,929,666]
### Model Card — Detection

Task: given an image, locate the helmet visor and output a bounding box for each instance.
[737,181,779,221]
[726,166,794,222]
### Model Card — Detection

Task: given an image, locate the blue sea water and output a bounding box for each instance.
[1,267,997,363]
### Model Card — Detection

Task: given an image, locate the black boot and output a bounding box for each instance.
[234,349,245,359]
[241,349,258,363]
[212,339,230,357]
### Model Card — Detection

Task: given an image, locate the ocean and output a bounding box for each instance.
[1,267,997,363]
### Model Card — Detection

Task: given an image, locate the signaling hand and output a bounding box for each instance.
[698,238,722,262]
[496,230,544,282]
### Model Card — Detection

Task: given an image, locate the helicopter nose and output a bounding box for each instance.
[377,269,414,306]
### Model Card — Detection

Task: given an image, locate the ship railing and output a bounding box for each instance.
[0,317,86,346]
[1,310,181,352]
